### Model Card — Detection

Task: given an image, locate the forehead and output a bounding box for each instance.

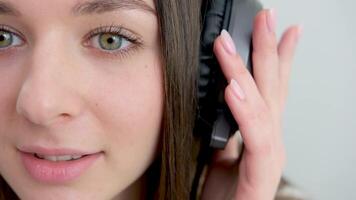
[0,0,156,17]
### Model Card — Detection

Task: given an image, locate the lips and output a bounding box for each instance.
[18,146,103,183]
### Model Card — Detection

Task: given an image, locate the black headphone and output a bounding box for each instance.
[195,0,263,149]
[191,0,263,198]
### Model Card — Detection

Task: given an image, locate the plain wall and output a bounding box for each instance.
[261,0,356,199]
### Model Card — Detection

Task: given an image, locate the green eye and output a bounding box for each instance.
[98,33,125,50]
[0,31,13,48]
[0,29,23,49]
[87,26,138,57]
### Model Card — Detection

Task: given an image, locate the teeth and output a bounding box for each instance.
[72,155,82,160]
[35,154,83,161]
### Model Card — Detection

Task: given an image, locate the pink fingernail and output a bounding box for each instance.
[267,9,276,33]
[230,79,245,100]
[220,29,236,55]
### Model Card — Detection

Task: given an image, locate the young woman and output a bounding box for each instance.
[0,0,302,199]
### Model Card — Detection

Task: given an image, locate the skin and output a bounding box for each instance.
[0,0,163,199]
[0,0,301,199]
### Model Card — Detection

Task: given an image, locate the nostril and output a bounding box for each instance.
[54,113,71,124]
[61,113,70,118]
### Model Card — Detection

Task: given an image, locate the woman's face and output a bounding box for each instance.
[0,0,163,199]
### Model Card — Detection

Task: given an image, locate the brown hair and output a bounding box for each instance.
[146,0,201,199]
[0,176,17,199]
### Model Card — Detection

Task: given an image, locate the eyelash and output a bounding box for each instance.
[84,24,144,59]
[0,24,144,59]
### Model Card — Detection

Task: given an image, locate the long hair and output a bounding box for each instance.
[146,0,201,199]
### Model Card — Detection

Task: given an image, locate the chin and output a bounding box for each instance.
[16,189,110,200]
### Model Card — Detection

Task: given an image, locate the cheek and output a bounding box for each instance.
[90,60,164,159]
[88,60,164,191]
[0,56,26,137]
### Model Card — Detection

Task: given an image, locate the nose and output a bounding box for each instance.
[16,37,83,126]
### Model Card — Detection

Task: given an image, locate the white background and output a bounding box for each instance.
[262,0,356,199]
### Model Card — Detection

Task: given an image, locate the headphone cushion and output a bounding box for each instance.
[199,0,230,99]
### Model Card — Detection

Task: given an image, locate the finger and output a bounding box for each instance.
[213,30,272,150]
[252,9,280,109]
[225,84,285,200]
[224,84,273,156]
[213,29,285,200]
[213,31,264,111]
[278,25,302,110]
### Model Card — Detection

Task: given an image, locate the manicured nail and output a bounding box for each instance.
[230,79,245,100]
[266,9,276,32]
[220,29,236,55]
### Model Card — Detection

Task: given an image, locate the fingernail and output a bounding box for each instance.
[296,24,304,42]
[230,79,245,100]
[220,29,236,55]
[266,9,276,32]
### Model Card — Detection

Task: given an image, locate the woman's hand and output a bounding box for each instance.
[200,9,302,200]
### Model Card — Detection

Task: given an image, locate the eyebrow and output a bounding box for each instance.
[0,1,21,16]
[0,0,156,17]
[72,0,156,16]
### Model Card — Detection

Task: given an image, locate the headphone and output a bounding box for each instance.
[191,0,263,198]
[195,0,263,149]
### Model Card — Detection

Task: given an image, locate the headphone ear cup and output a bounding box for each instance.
[191,2,233,197]
[191,0,263,197]
[195,0,263,149]
[195,0,232,146]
